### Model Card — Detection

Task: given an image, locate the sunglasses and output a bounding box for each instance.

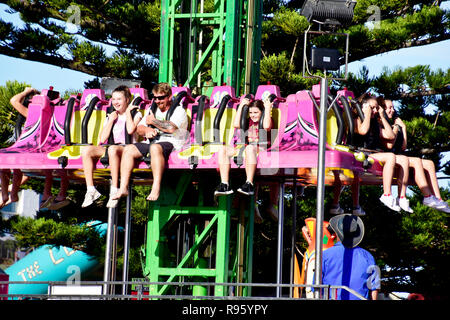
[154,94,169,101]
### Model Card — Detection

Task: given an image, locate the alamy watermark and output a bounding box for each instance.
[65,5,81,33]
[366,5,381,30]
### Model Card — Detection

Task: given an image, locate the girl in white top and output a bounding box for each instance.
[81,85,142,208]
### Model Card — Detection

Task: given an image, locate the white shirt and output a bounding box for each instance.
[139,104,188,150]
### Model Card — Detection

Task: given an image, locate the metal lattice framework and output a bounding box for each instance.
[158,0,262,96]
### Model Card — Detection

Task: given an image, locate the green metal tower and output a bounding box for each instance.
[158,0,262,96]
[142,0,263,298]
[143,172,255,297]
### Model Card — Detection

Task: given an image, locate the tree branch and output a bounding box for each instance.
[399,88,450,98]
[0,44,103,76]
[4,0,157,53]
[347,33,450,64]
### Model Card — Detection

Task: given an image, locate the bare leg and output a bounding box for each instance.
[147,144,165,201]
[395,155,410,198]
[112,144,142,199]
[370,152,396,195]
[0,170,11,207]
[42,170,53,200]
[55,169,69,201]
[408,157,432,197]
[107,145,124,189]
[332,170,342,206]
[8,175,30,192]
[81,145,106,188]
[9,169,24,203]
[422,159,441,199]
[244,144,257,184]
[147,143,166,201]
[351,172,360,207]
[218,145,232,184]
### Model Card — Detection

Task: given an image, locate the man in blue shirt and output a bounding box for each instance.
[322,214,380,300]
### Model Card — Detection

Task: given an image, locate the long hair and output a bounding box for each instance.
[112,85,132,103]
[248,100,264,112]
[352,92,375,119]
[376,96,386,109]
[377,96,397,123]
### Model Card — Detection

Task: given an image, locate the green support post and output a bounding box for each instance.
[152,0,262,299]
[143,172,254,298]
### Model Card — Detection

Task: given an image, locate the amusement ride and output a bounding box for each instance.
[1,0,389,299]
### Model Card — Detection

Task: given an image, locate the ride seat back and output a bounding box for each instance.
[14,94,53,149]
[129,87,149,101]
[295,90,320,146]
[172,87,193,132]
[187,95,209,145]
[202,86,237,144]
[38,96,73,152]
[310,84,335,145]
[129,87,150,129]
[336,88,356,146]
[295,84,341,147]
[71,89,108,145]
[254,85,282,147]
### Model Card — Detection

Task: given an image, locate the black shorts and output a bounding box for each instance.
[134,142,174,160]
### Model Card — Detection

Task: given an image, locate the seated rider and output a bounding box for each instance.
[81,85,142,208]
[353,94,402,212]
[379,97,449,213]
[2,87,69,210]
[111,82,188,202]
[214,97,273,197]
[372,96,413,213]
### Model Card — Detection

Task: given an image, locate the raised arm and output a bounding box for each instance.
[384,124,399,150]
[354,103,372,135]
[233,98,251,129]
[100,111,118,143]
[10,87,37,118]
[395,117,408,151]
[377,106,395,140]
[262,99,273,131]
[99,111,117,143]
[125,104,142,135]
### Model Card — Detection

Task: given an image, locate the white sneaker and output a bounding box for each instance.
[330,204,344,215]
[423,195,440,208]
[379,194,401,212]
[82,189,102,208]
[106,193,119,208]
[398,197,414,213]
[425,196,450,213]
[352,206,366,216]
[434,199,450,213]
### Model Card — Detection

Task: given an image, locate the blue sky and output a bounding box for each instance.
[0,3,449,91]
[0,2,448,186]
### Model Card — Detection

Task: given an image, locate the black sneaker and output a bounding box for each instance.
[237,181,254,196]
[214,183,234,196]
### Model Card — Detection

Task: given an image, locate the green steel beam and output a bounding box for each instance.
[158,0,262,95]
[156,214,219,295]
[152,0,262,298]
[143,173,254,298]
